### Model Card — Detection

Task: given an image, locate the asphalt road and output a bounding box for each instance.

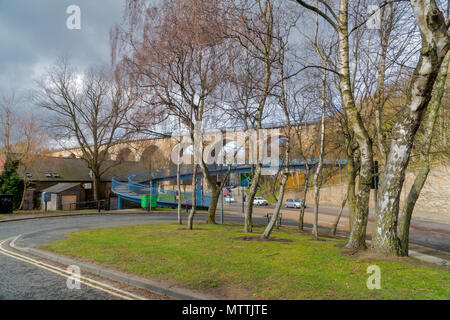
[0,214,178,300]
[0,212,448,300]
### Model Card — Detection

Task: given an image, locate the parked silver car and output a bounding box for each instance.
[285,198,305,209]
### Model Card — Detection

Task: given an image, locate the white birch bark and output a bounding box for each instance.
[177,162,182,225]
[337,0,373,251]
[372,0,449,255]
[397,51,449,256]
[312,70,327,240]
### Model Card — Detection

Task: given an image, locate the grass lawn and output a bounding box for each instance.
[41,223,449,300]
[264,194,278,203]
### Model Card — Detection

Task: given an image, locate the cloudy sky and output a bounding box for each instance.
[0,0,126,109]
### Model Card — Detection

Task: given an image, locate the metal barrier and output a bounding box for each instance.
[63,200,106,212]
[111,159,347,209]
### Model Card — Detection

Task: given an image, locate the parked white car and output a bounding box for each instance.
[224,195,235,203]
[285,198,305,209]
[253,196,269,206]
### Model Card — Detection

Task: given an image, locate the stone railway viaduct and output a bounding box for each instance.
[47,123,325,168]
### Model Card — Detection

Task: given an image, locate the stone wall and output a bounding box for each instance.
[402,166,449,215]
[286,166,450,216]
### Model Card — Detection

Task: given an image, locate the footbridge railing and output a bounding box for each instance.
[111,158,347,209]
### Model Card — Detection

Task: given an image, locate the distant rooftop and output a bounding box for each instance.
[41,183,81,193]
[14,156,147,182]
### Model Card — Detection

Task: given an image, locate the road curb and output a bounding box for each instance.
[364,240,449,268]
[408,250,449,267]
[8,238,214,300]
[0,212,103,224]
[0,211,175,224]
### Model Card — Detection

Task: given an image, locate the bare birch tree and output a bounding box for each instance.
[15,115,47,209]
[0,92,16,160]
[294,0,449,255]
[372,0,449,255]
[229,0,281,233]
[262,29,292,239]
[1,93,47,209]
[34,59,136,200]
[116,0,234,229]
[397,51,449,255]
[305,14,335,240]
[294,0,374,250]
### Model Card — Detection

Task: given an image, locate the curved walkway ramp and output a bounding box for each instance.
[111,159,347,209]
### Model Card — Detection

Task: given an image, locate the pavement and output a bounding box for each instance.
[0,209,143,223]
[0,211,448,300]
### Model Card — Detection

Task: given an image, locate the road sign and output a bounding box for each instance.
[240,173,253,187]
[371,161,379,190]
[42,192,51,202]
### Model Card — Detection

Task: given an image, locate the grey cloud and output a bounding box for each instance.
[0,0,125,104]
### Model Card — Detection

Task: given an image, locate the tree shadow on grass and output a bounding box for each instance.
[233,236,293,243]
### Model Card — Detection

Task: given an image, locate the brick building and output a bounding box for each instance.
[0,153,147,210]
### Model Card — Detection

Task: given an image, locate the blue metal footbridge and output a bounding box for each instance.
[111,159,347,210]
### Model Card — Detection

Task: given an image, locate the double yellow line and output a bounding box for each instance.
[0,236,147,300]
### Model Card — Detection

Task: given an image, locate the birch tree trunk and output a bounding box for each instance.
[312,70,327,240]
[200,161,219,224]
[298,169,310,231]
[337,0,373,251]
[187,164,198,230]
[206,189,220,224]
[331,192,347,236]
[245,160,263,233]
[397,51,449,256]
[294,0,372,250]
[18,175,27,210]
[177,162,182,225]
[346,155,358,232]
[242,0,275,233]
[262,172,289,239]
[262,49,291,238]
[374,4,394,167]
[93,172,102,201]
[201,160,233,224]
[372,1,449,255]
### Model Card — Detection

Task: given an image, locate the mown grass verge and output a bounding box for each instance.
[41,223,449,300]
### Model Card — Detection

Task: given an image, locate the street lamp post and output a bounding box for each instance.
[148,159,152,213]
[149,180,153,213]
[220,164,224,224]
[221,190,224,224]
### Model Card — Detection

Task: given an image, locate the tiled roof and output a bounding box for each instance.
[41,183,81,193]
[14,156,147,182]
